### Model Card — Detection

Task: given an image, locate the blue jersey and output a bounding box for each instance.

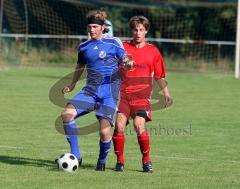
[77,37,126,85]
[71,37,126,124]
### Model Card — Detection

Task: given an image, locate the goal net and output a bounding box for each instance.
[0,0,237,71]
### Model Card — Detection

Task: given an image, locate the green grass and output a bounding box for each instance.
[0,66,240,189]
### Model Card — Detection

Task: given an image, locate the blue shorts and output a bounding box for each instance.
[69,83,119,125]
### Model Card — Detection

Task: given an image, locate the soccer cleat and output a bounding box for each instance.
[142,162,153,173]
[115,162,124,172]
[95,161,105,171]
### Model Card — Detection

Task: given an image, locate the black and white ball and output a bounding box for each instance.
[57,153,78,172]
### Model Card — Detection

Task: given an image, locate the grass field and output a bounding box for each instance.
[0,66,240,189]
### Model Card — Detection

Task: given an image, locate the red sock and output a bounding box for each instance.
[137,132,151,163]
[112,131,125,164]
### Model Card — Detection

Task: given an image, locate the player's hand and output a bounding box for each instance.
[123,54,135,70]
[164,95,173,108]
[62,84,75,94]
[125,60,134,70]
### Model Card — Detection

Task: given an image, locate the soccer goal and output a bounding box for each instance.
[0,0,239,77]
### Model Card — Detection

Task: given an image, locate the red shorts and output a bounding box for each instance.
[118,95,152,122]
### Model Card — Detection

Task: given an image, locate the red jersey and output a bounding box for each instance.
[121,41,166,98]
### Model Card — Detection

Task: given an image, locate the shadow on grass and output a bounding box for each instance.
[97,166,144,173]
[0,155,102,172]
[0,155,146,173]
[0,155,55,168]
[79,163,96,170]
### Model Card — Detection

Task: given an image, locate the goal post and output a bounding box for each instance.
[0,0,3,48]
[235,0,240,79]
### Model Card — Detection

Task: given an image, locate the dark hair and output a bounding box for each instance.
[86,10,109,33]
[129,16,150,31]
[86,10,105,25]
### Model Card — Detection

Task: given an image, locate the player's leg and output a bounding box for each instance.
[95,118,112,171]
[61,104,81,160]
[133,111,153,173]
[112,113,128,171]
[112,94,131,171]
[61,91,96,163]
[95,88,119,171]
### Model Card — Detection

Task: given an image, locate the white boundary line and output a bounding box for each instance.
[155,155,240,164]
[0,145,24,149]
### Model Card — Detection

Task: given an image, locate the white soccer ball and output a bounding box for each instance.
[57,153,78,172]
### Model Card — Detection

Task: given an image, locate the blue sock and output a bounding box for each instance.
[63,120,81,159]
[98,140,111,164]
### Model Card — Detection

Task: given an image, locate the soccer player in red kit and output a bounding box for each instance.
[112,16,172,173]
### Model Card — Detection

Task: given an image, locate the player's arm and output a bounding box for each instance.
[155,78,172,107]
[113,38,134,70]
[153,49,172,107]
[63,49,86,94]
[62,63,85,94]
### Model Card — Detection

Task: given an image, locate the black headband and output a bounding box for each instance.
[87,18,105,26]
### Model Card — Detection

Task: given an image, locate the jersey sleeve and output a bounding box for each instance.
[113,38,127,61]
[153,49,166,79]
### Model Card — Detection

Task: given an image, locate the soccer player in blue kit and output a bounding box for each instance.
[58,10,132,171]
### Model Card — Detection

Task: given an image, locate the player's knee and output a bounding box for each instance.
[100,125,110,135]
[61,104,77,122]
[133,120,142,128]
[99,129,111,141]
[99,130,109,138]
[61,111,75,122]
[115,114,127,133]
